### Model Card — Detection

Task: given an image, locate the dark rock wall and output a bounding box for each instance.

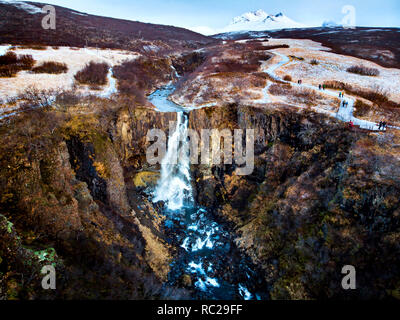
[188,104,400,300]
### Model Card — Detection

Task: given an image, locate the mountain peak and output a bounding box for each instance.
[223,10,307,33]
[231,9,268,24]
[253,9,268,17]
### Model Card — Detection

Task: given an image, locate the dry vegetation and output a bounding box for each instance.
[113,56,173,104]
[268,83,292,95]
[172,51,207,75]
[170,41,287,105]
[324,80,400,124]
[18,45,48,51]
[269,83,323,105]
[353,99,372,117]
[32,61,68,74]
[0,52,35,77]
[289,55,304,61]
[74,61,109,86]
[347,65,380,76]
[0,82,187,299]
[0,1,213,54]
[323,80,399,108]
[283,75,292,81]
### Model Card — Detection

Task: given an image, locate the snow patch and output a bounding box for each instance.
[1,1,42,14]
[97,68,117,98]
[0,45,11,56]
[71,11,88,17]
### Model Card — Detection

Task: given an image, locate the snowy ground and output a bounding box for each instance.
[243,38,400,130]
[0,1,42,14]
[264,39,400,103]
[265,51,387,131]
[0,46,139,102]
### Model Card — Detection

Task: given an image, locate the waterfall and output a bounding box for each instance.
[153,112,193,211]
[149,83,267,300]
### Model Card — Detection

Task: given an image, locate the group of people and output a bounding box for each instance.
[348,120,389,131]
[378,120,388,131]
[291,79,390,133]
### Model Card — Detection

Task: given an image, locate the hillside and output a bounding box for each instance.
[0,1,215,52]
[214,27,400,69]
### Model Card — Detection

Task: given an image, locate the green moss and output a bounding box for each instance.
[34,248,57,265]
[92,133,112,179]
[62,114,100,141]
[92,132,110,155]
[7,279,20,300]
[6,220,13,233]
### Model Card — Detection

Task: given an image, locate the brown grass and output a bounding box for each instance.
[283,75,292,81]
[323,81,398,108]
[32,61,68,74]
[113,56,171,100]
[214,59,260,73]
[74,61,109,85]
[347,65,380,76]
[289,55,304,61]
[269,83,322,105]
[0,52,35,77]
[353,99,372,117]
[323,80,347,90]
[249,44,290,51]
[269,83,292,95]
[19,45,47,50]
[18,86,59,109]
[323,80,400,124]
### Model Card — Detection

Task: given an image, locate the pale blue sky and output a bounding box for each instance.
[32,0,400,34]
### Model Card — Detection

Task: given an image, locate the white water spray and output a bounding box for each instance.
[153,112,193,210]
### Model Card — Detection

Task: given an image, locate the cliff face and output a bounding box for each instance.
[188,104,400,299]
[0,104,183,299]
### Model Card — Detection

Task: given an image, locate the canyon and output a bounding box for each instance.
[1,81,399,299]
[1,1,399,301]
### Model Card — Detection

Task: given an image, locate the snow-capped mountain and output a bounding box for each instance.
[220,9,307,33]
